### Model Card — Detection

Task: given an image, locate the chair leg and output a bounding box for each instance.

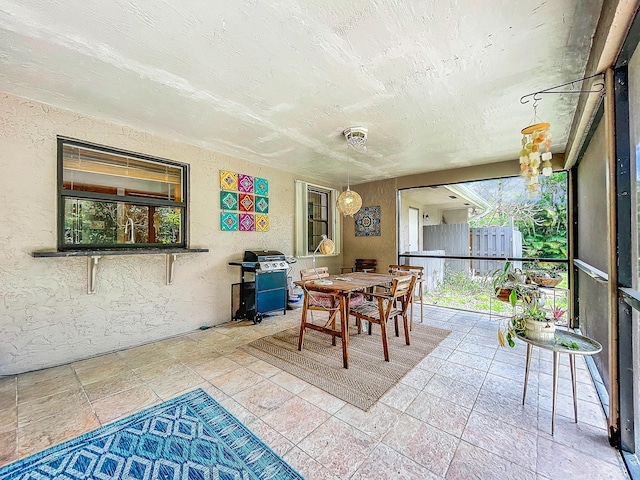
[380,320,390,361]
[298,304,308,351]
[394,315,399,337]
[403,314,411,345]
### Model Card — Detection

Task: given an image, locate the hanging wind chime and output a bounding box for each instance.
[519,102,552,199]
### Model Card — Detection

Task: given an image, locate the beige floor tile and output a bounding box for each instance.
[91,385,160,424]
[212,394,259,426]
[73,359,131,385]
[537,411,619,466]
[383,414,459,477]
[245,418,294,457]
[0,377,16,407]
[187,356,240,380]
[231,380,294,417]
[282,446,341,480]
[71,353,123,374]
[462,410,537,471]
[223,349,258,366]
[380,382,420,412]
[537,391,607,430]
[0,406,17,434]
[446,440,536,480]
[351,443,442,480]
[245,358,283,378]
[262,396,329,444]
[269,371,310,394]
[208,367,263,396]
[0,430,17,468]
[17,408,100,459]
[83,370,144,402]
[17,387,87,425]
[17,374,83,402]
[473,389,539,433]
[399,367,435,390]
[298,386,346,415]
[17,365,75,387]
[536,436,628,480]
[146,368,206,399]
[334,402,401,441]
[133,358,190,382]
[423,374,481,408]
[298,417,376,479]
[448,350,493,371]
[406,391,471,437]
[117,344,172,369]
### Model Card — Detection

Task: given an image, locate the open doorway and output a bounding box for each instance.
[397,173,569,318]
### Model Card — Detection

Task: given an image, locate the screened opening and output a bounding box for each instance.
[398,172,569,319]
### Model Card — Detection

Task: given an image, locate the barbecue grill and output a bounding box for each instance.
[229,250,288,323]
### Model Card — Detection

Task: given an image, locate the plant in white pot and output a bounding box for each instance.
[497,288,554,347]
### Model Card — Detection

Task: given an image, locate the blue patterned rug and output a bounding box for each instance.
[1,388,304,480]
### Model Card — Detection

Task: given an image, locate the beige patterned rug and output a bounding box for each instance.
[240,323,450,411]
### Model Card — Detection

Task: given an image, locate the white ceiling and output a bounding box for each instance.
[0,0,604,186]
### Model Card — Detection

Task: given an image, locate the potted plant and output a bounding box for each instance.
[497,287,554,347]
[525,267,563,288]
[491,261,528,303]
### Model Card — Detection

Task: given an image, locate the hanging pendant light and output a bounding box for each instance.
[337,127,365,216]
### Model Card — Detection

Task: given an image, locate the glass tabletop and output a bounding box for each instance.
[516,329,603,355]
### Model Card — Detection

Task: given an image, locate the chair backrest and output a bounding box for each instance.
[300,267,329,281]
[355,258,377,272]
[389,274,416,300]
[389,264,424,279]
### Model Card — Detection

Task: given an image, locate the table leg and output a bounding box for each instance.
[570,354,578,423]
[552,351,559,435]
[340,294,349,369]
[522,343,533,405]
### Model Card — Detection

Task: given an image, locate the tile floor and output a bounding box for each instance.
[0,305,630,479]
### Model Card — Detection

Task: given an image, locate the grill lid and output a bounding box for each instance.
[243,250,285,262]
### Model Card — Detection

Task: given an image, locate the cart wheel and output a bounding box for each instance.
[253,314,263,324]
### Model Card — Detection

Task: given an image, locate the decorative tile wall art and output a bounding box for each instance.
[220,171,238,191]
[221,212,239,231]
[239,213,255,231]
[238,193,255,212]
[255,214,269,232]
[255,196,269,213]
[238,174,254,193]
[255,177,269,196]
[220,170,269,231]
[355,206,381,237]
[220,191,238,210]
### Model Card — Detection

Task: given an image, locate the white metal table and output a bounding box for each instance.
[517,330,602,434]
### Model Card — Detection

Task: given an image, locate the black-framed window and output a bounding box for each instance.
[58,138,188,249]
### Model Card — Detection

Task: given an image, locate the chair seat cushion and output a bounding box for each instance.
[308,292,365,308]
[350,299,401,321]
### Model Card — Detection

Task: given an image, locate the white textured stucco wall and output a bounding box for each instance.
[0,92,340,375]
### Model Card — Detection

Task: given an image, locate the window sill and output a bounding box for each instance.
[32,247,209,293]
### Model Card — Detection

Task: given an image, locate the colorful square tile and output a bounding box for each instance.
[355,206,381,236]
[239,193,255,212]
[220,212,238,231]
[254,178,269,196]
[238,174,254,193]
[220,171,238,191]
[255,214,269,232]
[220,191,238,210]
[239,213,255,231]
[255,196,269,214]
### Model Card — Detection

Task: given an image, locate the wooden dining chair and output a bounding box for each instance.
[389,264,425,329]
[349,275,416,361]
[297,267,365,351]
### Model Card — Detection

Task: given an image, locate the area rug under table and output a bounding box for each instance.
[241,324,451,411]
[0,388,303,480]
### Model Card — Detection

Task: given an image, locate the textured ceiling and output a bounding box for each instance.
[0,0,603,186]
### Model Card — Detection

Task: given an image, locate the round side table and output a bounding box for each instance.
[516,329,602,435]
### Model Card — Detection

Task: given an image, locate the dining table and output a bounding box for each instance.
[295,271,396,368]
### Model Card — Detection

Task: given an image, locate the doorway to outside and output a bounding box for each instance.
[397,174,569,319]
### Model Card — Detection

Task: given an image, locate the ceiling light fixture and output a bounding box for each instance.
[337,127,365,216]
